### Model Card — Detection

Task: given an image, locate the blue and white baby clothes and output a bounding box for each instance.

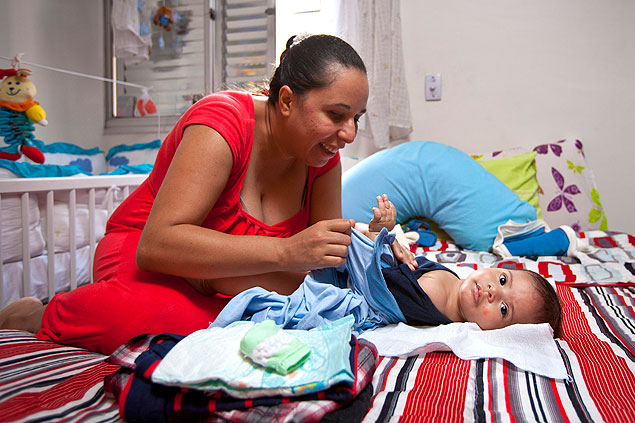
[211,228,406,334]
[492,219,594,258]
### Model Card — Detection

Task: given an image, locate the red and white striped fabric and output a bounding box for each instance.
[1,231,634,422]
[363,285,635,422]
[0,330,120,422]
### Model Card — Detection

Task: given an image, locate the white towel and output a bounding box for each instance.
[359,322,568,380]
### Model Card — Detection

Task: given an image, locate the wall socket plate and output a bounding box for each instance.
[425,74,442,101]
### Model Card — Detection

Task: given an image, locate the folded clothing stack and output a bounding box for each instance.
[240,319,311,375]
[152,315,355,398]
[104,318,378,423]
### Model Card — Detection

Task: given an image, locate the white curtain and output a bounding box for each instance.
[326,0,412,156]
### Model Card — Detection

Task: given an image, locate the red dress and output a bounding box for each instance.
[37,92,340,354]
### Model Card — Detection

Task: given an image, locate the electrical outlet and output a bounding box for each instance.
[425,74,441,101]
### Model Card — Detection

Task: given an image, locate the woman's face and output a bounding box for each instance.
[283,67,369,167]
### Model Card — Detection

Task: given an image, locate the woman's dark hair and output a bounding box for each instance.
[520,269,563,337]
[268,34,367,104]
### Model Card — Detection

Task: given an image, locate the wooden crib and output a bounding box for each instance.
[0,174,147,308]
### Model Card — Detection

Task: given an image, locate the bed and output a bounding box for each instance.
[1,139,634,422]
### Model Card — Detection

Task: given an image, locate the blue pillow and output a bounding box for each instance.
[102,164,153,175]
[342,141,537,251]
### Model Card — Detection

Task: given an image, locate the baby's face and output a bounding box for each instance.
[457,268,542,330]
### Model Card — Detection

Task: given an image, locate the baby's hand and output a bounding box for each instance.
[391,240,418,271]
[368,194,396,233]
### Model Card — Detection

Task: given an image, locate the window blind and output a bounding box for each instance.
[108,0,275,129]
[213,0,276,92]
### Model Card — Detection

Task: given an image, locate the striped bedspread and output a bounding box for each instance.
[0,331,120,422]
[1,231,634,422]
[364,285,635,422]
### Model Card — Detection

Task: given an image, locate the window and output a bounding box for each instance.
[275,0,334,55]
[105,0,275,134]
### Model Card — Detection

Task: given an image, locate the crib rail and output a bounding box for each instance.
[0,174,148,307]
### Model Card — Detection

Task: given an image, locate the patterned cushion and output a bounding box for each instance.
[533,139,607,231]
[478,139,606,233]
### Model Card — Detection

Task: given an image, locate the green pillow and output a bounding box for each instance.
[475,151,542,219]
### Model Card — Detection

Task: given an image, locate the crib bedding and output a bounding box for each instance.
[1,245,92,308]
[1,186,117,264]
[0,230,633,422]
[0,172,147,311]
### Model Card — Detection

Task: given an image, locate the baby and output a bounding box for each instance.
[211,195,563,337]
[359,195,562,335]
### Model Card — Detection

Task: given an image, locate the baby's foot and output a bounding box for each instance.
[368,194,396,233]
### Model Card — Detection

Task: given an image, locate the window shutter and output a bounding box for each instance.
[212,0,276,92]
[112,0,209,118]
[107,0,275,132]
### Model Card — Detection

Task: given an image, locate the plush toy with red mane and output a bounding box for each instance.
[0,68,48,163]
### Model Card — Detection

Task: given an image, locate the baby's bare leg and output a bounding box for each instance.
[0,297,45,333]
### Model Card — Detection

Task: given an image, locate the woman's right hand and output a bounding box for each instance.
[285,218,353,270]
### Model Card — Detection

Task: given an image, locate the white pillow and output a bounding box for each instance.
[1,192,45,264]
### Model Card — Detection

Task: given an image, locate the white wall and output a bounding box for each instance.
[0,0,107,148]
[1,0,633,233]
[400,0,635,234]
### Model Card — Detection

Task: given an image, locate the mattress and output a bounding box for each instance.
[0,229,633,422]
[1,245,92,308]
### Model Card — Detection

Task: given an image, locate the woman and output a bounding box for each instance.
[0,34,369,355]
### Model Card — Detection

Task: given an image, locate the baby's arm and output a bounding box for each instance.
[353,195,418,270]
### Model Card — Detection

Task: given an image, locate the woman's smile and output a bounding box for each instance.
[319,142,339,156]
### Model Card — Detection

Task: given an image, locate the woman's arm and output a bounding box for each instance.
[308,160,344,224]
[206,159,357,296]
[186,270,310,297]
[207,160,348,296]
[137,124,283,279]
[137,125,352,294]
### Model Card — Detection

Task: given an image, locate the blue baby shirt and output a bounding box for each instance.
[210,228,405,334]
